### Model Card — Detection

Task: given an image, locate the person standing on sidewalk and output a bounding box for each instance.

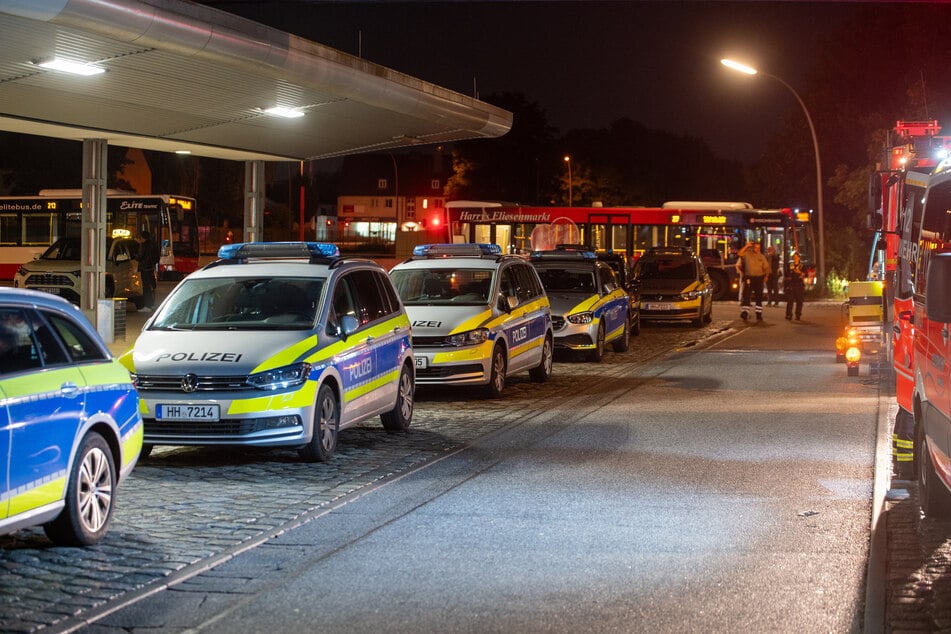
[766,245,781,306]
[784,252,806,320]
[138,230,158,311]
[736,241,770,321]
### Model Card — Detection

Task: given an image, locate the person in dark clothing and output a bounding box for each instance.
[766,245,781,306]
[138,230,158,310]
[785,252,806,320]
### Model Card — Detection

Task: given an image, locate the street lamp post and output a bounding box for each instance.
[720,58,826,295]
[564,155,572,207]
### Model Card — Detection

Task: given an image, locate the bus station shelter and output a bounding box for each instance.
[0,0,512,315]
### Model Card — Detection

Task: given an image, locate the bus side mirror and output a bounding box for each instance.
[926,254,951,323]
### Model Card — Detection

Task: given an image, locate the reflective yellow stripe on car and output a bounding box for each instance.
[342,366,401,405]
[5,477,65,518]
[449,309,494,334]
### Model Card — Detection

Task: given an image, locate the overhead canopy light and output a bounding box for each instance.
[262,106,305,119]
[35,58,106,76]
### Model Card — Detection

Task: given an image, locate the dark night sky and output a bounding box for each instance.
[200,1,862,164]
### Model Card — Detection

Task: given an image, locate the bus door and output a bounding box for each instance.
[588,214,631,254]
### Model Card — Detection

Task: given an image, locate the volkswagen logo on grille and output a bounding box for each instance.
[181,373,198,393]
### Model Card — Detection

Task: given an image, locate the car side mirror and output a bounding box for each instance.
[330,315,360,340]
[499,294,517,313]
[340,314,360,338]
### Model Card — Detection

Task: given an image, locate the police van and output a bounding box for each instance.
[388,243,553,397]
[119,242,414,462]
[911,160,951,516]
[529,246,632,361]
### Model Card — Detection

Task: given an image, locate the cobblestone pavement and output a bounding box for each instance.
[0,308,726,633]
[881,394,951,633]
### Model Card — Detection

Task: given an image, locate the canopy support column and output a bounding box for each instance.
[244,160,265,243]
[81,138,108,315]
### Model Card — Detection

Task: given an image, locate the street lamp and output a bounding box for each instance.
[563,155,572,207]
[720,58,826,294]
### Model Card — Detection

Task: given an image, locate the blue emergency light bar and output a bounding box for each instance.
[412,243,503,258]
[218,241,340,260]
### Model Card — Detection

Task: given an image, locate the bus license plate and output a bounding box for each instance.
[415,356,428,369]
[156,404,220,421]
[644,302,673,311]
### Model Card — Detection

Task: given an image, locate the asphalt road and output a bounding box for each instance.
[98,302,879,631]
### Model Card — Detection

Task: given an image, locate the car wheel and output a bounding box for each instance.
[529,334,553,382]
[611,318,630,352]
[140,443,154,459]
[381,363,414,432]
[704,301,713,324]
[917,424,951,518]
[43,431,116,546]
[630,311,641,337]
[299,383,339,462]
[708,271,728,301]
[590,323,605,362]
[484,345,506,398]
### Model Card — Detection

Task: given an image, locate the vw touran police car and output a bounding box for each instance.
[0,288,142,546]
[530,247,631,361]
[389,243,553,397]
[119,242,414,462]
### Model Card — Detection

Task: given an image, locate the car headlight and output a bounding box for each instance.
[248,362,312,390]
[677,290,703,301]
[567,311,594,324]
[445,328,489,346]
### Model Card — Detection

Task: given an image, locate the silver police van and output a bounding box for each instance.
[119,242,414,462]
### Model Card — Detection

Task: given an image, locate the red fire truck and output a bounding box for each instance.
[868,121,951,476]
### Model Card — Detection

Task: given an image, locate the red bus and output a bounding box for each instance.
[0,191,199,280]
[443,201,817,300]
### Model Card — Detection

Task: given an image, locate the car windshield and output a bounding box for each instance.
[635,256,696,280]
[390,268,494,305]
[40,239,84,260]
[150,276,324,330]
[535,267,596,293]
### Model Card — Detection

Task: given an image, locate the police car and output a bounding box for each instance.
[529,247,631,361]
[0,288,142,546]
[119,242,414,463]
[389,243,553,397]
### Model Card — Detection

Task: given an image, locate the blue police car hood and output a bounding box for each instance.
[403,304,491,337]
[131,329,315,375]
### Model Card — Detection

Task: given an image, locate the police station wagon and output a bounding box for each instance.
[119,242,414,462]
[530,247,632,361]
[388,243,553,397]
[0,288,142,546]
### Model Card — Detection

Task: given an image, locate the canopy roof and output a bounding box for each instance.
[0,0,512,162]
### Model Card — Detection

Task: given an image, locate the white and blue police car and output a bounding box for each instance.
[388,243,553,397]
[119,242,414,462]
[0,288,143,546]
[529,246,632,361]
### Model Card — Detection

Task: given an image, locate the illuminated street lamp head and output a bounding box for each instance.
[721,59,758,75]
[564,155,570,162]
